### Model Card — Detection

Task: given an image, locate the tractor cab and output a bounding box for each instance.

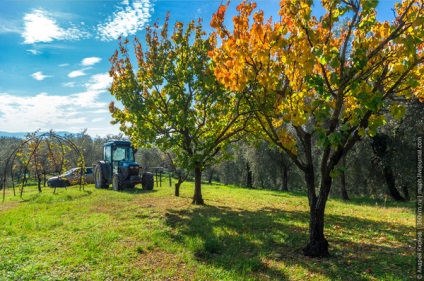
[103,140,136,174]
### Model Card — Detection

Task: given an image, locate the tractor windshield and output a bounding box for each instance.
[112,146,134,162]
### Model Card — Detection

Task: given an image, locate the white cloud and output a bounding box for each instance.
[70,90,108,108]
[31,71,51,81]
[0,93,87,131]
[0,71,117,136]
[81,57,102,66]
[66,73,111,108]
[68,68,91,78]
[0,88,110,134]
[97,0,154,41]
[92,109,109,114]
[21,9,89,44]
[59,63,69,67]
[27,49,41,55]
[92,117,105,123]
[86,73,112,91]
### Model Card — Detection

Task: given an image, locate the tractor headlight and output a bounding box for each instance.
[129,165,139,175]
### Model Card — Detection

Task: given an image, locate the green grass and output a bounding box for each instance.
[0,182,415,280]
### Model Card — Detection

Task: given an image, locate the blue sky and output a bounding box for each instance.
[0,0,396,137]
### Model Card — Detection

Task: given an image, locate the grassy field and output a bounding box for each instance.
[0,181,415,280]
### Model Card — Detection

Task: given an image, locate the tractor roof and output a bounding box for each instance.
[103,140,132,147]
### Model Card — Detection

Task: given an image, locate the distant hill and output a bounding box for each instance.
[0,131,73,139]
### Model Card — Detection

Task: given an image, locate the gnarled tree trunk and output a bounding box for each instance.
[371,134,405,202]
[207,169,214,184]
[340,155,349,200]
[37,174,42,193]
[192,166,204,205]
[175,182,181,197]
[303,167,330,258]
[304,203,329,257]
[281,165,288,191]
[246,162,253,188]
[383,163,405,202]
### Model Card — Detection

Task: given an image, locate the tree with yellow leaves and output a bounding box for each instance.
[210,0,423,257]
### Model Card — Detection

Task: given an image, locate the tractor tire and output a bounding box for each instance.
[112,174,124,191]
[141,172,154,190]
[94,164,108,189]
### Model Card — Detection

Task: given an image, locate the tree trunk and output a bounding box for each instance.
[402,183,410,201]
[174,183,180,197]
[340,172,349,200]
[340,155,349,200]
[303,204,329,258]
[169,172,172,188]
[37,174,42,193]
[371,134,405,202]
[246,162,253,188]
[302,168,330,258]
[192,166,204,205]
[208,169,214,184]
[281,165,288,191]
[383,163,405,202]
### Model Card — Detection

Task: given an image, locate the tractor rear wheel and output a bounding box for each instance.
[141,172,154,190]
[94,164,108,189]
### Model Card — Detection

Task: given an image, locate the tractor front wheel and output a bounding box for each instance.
[141,172,154,190]
[112,174,123,191]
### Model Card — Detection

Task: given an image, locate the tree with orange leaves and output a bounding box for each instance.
[210,0,423,257]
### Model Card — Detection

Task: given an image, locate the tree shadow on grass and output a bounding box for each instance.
[164,204,414,280]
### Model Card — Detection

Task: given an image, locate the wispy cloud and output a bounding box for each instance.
[97,0,154,41]
[31,71,51,81]
[68,68,91,78]
[63,82,77,88]
[81,57,102,66]
[21,8,90,44]
[0,18,21,34]
[27,49,41,55]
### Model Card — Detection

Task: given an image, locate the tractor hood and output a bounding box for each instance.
[117,161,140,178]
[119,161,139,168]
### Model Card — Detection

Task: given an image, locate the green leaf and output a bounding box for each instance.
[328,132,343,148]
[362,0,378,11]
[390,104,406,120]
[330,72,339,86]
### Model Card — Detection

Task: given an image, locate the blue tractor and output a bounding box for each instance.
[94,140,154,191]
